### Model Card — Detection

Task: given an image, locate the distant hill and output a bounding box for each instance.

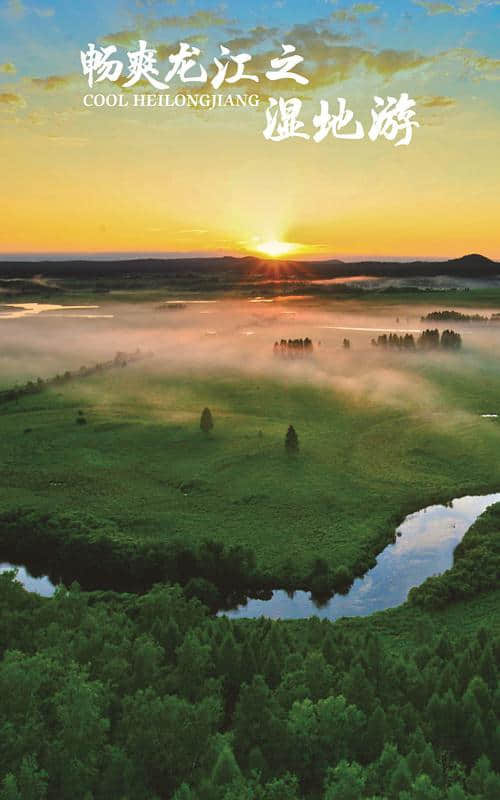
[0,253,498,280]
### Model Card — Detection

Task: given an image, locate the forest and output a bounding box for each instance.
[1,568,499,800]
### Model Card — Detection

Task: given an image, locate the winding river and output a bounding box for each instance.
[222,492,500,620]
[2,492,499,617]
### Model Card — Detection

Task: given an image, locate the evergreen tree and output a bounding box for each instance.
[0,775,21,800]
[172,784,197,800]
[400,774,441,800]
[364,705,386,762]
[260,773,301,800]
[323,761,365,800]
[285,425,299,453]
[388,757,412,798]
[446,785,467,800]
[200,407,214,434]
[211,744,242,787]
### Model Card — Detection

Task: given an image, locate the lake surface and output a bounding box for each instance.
[222,493,500,620]
[0,303,101,319]
[2,492,500,615]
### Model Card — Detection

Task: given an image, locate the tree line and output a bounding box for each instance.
[0,507,258,606]
[422,311,488,323]
[372,329,462,350]
[409,502,500,609]
[273,339,314,358]
[0,349,152,405]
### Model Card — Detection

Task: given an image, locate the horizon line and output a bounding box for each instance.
[0,251,497,264]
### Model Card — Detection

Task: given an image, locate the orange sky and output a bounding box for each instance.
[1,0,499,260]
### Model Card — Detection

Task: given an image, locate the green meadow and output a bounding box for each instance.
[2,346,500,588]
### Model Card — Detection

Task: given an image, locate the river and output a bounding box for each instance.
[2,492,499,618]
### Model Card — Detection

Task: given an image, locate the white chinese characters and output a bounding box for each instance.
[263,95,419,147]
[80,41,306,90]
[80,40,419,146]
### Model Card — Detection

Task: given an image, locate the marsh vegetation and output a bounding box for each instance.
[1,284,500,798]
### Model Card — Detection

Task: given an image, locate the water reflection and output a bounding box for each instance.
[0,303,100,319]
[222,493,500,620]
[4,493,500,613]
[0,563,56,597]
[317,325,423,333]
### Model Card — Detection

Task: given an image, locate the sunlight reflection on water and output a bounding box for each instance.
[222,493,500,620]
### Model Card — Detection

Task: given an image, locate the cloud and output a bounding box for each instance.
[243,39,433,98]
[99,9,233,48]
[31,74,74,90]
[100,30,209,50]
[27,110,43,124]
[330,3,379,23]
[330,10,358,22]
[157,10,233,28]
[46,136,88,145]
[33,6,54,16]
[3,1,54,19]
[101,30,142,47]
[413,0,500,14]
[414,1,458,12]
[4,0,25,19]
[284,23,352,51]
[222,25,279,52]
[457,49,500,80]
[353,3,379,11]
[156,35,208,60]
[417,94,457,106]
[363,48,431,77]
[270,37,432,89]
[0,62,16,74]
[139,10,234,32]
[0,91,25,109]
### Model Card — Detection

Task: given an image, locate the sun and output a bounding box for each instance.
[254,240,297,258]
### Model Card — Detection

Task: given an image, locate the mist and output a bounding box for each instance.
[2,296,500,420]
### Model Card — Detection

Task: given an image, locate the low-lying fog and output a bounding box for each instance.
[1,296,500,413]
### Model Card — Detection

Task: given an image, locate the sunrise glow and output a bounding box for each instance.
[254,241,299,259]
[1,1,499,260]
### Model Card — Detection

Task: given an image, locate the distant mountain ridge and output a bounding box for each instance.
[0,253,498,280]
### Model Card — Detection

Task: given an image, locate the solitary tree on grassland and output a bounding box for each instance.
[200,407,213,434]
[285,425,299,453]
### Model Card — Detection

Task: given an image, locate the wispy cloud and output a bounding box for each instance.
[46,136,88,145]
[3,0,25,19]
[0,91,25,109]
[153,10,234,28]
[417,94,457,106]
[353,3,379,12]
[413,0,500,15]
[447,47,500,79]
[31,74,75,90]
[2,0,54,19]
[99,9,234,48]
[222,25,279,51]
[101,30,142,47]
[33,5,54,17]
[330,2,379,23]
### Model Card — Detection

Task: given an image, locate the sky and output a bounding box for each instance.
[0,0,499,260]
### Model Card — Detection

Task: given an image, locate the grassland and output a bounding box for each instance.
[2,346,500,589]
